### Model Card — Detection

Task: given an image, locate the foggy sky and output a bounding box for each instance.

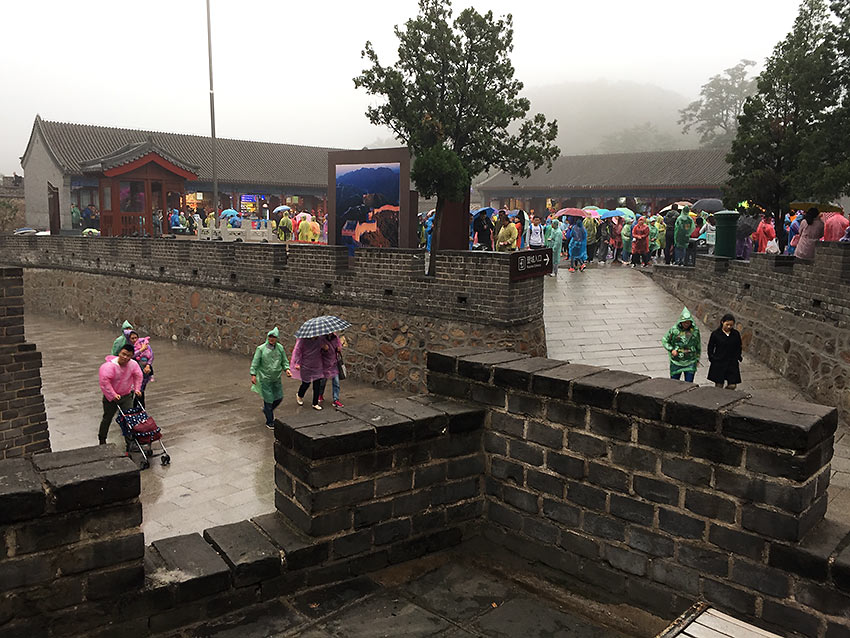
[0,0,803,175]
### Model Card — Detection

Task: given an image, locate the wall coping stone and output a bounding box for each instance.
[339,403,415,446]
[615,378,696,421]
[409,396,487,433]
[43,456,140,513]
[286,419,377,460]
[665,386,749,432]
[457,351,530,383]
[530,363,606,399]
[32,443,123,471]
[202,520,282,587]
[150,533,231,603]
[571,370,650,409]
[251,512,330,571]
[0,457,45,523]
[426,347,492,375]
[723,401,836,451]
[493,357,570,391]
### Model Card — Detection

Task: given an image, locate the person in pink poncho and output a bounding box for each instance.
[291,336,327,409]
[128,331,154,405]
[97,344,142,444]
[319,333,346,408]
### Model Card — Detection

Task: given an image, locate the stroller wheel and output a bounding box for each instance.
[141,459,150,470]
[161,454,171,466]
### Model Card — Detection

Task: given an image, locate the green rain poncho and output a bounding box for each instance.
[674,208,695,248]
[250,327,290,403]
[544,220,564,268]
[111,320,133,355]
[662,307,701,376]
[621,222,632,255]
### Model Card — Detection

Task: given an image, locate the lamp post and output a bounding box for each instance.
[206,0,219,228]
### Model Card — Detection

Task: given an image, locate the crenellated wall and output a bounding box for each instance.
[0,236,546,393]
[651,244,850,419]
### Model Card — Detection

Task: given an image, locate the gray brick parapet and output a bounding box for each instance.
[651,242,850,421]
[426,347,847,637]
[0,266,49,459]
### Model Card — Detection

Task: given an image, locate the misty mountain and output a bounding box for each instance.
[524,79,699,154]
[336,166,400,204]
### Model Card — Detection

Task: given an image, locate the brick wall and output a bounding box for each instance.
[0,266,49,459]
[0,237,547,393]
[427,348,849,638]
[0,236,543,327]
[651,245,850,419]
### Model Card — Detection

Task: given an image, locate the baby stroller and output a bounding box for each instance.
[116,400,170,470]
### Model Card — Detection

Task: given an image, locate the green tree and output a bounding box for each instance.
[598,122,678,153]
[725,0,838,225]
[353,0,559,260]
[679,60,756,148]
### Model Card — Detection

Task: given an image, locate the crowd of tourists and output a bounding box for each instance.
[452,204,712,275]
[95,318,348,444]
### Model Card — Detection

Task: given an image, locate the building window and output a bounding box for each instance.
[119,181,145,212]
[102,185,112,211]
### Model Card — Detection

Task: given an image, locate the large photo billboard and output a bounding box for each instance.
[328,148,413,250]
[335,162,401,248]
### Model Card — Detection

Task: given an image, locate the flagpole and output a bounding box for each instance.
[206,0,219,228]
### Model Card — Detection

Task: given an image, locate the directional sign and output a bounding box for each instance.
[509,248,553,281]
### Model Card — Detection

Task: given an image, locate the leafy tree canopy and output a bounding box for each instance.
[679,60,756,148]
[353,0,559,201]
[725,0,840,213]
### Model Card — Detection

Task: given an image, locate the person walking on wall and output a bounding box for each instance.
[111,320,134,355]
[496,211,518,252]
[707,314,742,390]
[544,218,564,276]
[662,307,701,382]
[291,336,327,410]
[97,344,142,445]
[527,215,546,249]
[795,208,825,260]
[250,327,291,429]
[630,216,651,267]
[673,207,694,265]
[320,332,346,408]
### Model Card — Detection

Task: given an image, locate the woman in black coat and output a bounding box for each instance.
[707,313,742,389]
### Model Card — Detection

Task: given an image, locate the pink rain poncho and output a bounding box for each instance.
[290,337,326,382]
[98,355,142,400]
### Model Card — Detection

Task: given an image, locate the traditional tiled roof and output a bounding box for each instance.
[24,116,344,189]
[79,139,201,176]
[476,148,729,192]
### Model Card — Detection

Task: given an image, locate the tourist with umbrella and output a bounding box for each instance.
[292,316,351,410]
[250,327,291,429]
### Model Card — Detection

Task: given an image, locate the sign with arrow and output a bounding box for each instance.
[509,248,553,281]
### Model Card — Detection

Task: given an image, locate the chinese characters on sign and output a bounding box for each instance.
[509,248,553,281]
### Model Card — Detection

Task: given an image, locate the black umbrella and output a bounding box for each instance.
[692,198,724,214]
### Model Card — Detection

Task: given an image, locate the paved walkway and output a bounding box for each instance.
[543,261,850,521]
[156,548,639,637]
[26,315,401,543]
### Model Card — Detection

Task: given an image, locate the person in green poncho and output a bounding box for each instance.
[621,220,633,265]
[111,320,134,355]
[544,218,564,277]
[674,207,695,265]
[662,307,701,382]
[250,327,291,429]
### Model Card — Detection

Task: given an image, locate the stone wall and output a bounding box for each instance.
[0,266,49,459]
[650,244,850,420]
[0,236,546,393]
[427,348,849,638]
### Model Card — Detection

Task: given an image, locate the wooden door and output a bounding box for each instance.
[47,182,60,235]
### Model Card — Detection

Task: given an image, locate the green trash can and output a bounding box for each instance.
[713,210,739,258]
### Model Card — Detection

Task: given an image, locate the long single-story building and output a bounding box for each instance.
[475,148,729,214]
[20,115,340,233]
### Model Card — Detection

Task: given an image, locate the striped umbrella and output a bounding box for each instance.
[294,315,352,339]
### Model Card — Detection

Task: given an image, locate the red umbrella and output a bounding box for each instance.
[555,207,587,218]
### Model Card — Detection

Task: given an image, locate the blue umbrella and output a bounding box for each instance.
[598,209,620,219]
[220,208,239,217]
[273,205,291,213]
[473,206,496,219]
[294,315,352,339]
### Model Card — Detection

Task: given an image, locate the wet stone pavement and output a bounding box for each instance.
[158,553,634,638]
[25,314,403,543]
[543,261,850,523]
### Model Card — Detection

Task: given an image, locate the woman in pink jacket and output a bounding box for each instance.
[97,344,142,444]
[320,333,345,408]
